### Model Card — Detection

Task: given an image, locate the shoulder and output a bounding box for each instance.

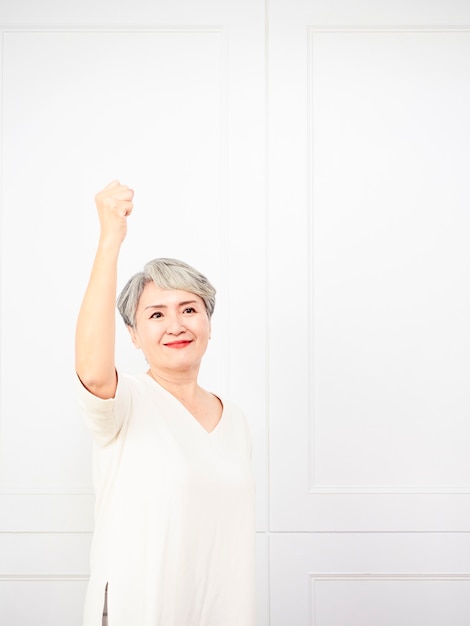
[75,370,150,446]
[221,398,252,440]
[75,370,144,404]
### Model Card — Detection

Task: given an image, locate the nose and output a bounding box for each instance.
[166,313,186,335]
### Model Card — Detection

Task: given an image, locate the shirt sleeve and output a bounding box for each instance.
[75,371,132,447]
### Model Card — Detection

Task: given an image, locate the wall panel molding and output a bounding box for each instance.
[0,24,230,493]
[0,574,88,581]
[309,572,470,625]
[306,25,470,496]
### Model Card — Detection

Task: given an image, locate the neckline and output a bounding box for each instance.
[141,372,225,435]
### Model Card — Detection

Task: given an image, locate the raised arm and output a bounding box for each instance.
[75,180,134,399]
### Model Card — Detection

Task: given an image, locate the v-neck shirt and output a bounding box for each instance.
[76,371,256,626]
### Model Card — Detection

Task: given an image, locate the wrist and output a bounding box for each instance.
[97,232,124,255]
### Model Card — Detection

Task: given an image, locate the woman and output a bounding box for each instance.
[75,181,256,626]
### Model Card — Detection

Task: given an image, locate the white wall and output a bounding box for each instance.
[1,1,469,624]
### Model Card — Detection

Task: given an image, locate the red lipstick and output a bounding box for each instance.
[164,340,192,349]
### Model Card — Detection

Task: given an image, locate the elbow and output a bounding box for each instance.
[75,366,117,400]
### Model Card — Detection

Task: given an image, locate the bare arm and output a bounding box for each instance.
[75,181,134,399]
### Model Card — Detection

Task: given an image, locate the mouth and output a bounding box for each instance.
[164,340,193,349]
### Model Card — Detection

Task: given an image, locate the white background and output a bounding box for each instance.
[1,1,469,624]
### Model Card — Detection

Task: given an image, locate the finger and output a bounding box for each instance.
[113,187,134,201]
[104,179,121,189]
[99,181,133,197]
[115,200,133,217]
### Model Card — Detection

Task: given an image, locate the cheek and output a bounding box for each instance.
[128,322,159,350]
[199,317,211,335]
[203,323,212,342]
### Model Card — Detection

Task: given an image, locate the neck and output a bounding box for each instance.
[147,367,201,402]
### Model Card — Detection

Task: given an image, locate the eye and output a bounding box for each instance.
[183,307,196,314]
[150,311,163,319]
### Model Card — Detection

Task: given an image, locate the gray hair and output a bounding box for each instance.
[117,257,216,328]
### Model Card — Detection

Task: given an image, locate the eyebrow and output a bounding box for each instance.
[144,300,199,310]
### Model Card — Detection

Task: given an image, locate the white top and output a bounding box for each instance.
[76,372,256,626]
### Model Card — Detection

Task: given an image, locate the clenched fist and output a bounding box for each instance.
[95,180,134,244]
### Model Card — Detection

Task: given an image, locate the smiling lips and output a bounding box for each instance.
[164,340,193,349]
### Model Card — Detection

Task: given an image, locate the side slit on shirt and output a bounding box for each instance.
[102,583,108,626]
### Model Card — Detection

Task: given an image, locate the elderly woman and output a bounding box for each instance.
[75,181,256,626]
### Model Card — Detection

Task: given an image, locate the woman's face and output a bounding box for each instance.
[128,281,211,376]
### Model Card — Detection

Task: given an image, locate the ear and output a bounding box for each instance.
[127,325,141,349]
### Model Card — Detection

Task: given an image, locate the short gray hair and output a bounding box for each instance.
[117,258,216,328]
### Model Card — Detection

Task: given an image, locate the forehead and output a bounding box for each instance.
[137,282,204,309]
